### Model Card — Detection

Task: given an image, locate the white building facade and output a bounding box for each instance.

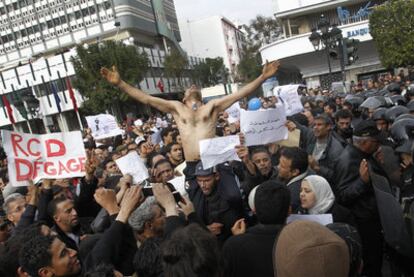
[0,0,203,133]
[261,0,389,89]
[179,16,246,80]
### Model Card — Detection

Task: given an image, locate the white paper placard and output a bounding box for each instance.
[240,108,288,146]
[273,85,304,116]
[115,152,149,184]
[199,135,240,169]
[287,214,333,226]
[86,114,123,140]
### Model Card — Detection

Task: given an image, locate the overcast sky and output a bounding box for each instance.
[174,0,276,25]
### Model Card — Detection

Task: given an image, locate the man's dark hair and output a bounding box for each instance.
[146,151,164,168]
[288,113,309,127]
[255,180,290,224]
[47,196,68,218]
[163,143,181,155]
[280,147,308,174]
[101,156,115,170]
[162,224,222,277]
[249,146,271,160]
[335,109,353,122]
[324,101,337,112]
[160,127,174,141]
[84,263,116,277]
[314,114,333,125]
[19,235,55,277]
[153,159,173,170]
[134,237,163,277]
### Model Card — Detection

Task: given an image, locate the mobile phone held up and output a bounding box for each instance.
[141,181,184,204]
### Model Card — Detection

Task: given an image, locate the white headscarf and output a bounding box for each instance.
[303,175,335,214]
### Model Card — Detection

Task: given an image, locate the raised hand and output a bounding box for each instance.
[94,188,119,215]
[231,218,246,236]
[100,65,121,86]
[262,60,281,80]
[152,183,177,216]
[359,159,370,184]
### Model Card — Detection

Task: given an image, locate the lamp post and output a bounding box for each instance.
[309,15,346,85]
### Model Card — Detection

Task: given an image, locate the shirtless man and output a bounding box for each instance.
[100,61,280,162]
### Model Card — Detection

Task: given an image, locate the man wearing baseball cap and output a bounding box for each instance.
[334,120,388,277]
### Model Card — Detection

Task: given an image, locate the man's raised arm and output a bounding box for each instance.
[212,60,280,112]
[101,66,178,114]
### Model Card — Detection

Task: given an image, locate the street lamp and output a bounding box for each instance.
[308,14,345,86]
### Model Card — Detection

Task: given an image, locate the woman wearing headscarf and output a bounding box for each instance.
[300,175,356,226]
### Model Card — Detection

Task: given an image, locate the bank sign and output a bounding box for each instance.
[347,27,370,38]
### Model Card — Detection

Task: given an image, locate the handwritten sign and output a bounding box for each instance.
[225,102,240,121]
[287,214,333,226]
[273,85,304,116]
[1,130,86,186]
[86,114,123,140]
[199,135,240,169]
[240,109,288,146]
[168,175,188,197]
[115,152,149,185]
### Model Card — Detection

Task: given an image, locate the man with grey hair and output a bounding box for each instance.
[3,193,26,227]
[128,196,165,243]
[334,120,387,277]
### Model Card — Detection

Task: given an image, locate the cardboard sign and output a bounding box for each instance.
[240,108,288,146]
[85,114,123,140]
[273,85,304,116]
[199,135,240,169]
[1,130,86,186]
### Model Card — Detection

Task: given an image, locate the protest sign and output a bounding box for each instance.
[115,152,149,184]
[199,135,240,169]
[262,76,279,97]
[277,129,301,148]
[286,214,333,225]
[86,114,123,140]
[168,175,188,197]
[225,102,240,120]
[1,130,86,186]
[240,108,288,146]
[273,85,304,116]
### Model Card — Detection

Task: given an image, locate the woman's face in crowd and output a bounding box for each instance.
[300,180,317,210]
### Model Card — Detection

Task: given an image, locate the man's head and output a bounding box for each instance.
[160,127,175,145]
[48,198,79,232]
[93,146,109,163]
[182,85,202,108]
[19,235,81,277]
[353,120,382,154]
[313,115,332,139]
[248,180,290,225]
[335,109,352,131]
[102,158,120,175]
[165,143,183,165]
[128,197,165,241]
[194,162,219,196]
[323,102,336,117]
[250,147,273,176]
[278,147,308,182]
[3,193,26,226]
[154,159,175,183]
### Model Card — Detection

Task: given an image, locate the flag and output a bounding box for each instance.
[2,95,15,124]
[50,82,62,113]
[157,79,164,93]
[66,77,78,112]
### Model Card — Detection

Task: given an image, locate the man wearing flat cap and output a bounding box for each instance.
[334,120,388,277]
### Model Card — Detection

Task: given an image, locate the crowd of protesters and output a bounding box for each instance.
[0,66,414,277]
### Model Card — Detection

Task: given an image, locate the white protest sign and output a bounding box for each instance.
[273,85,304,116]
[225,102,240,120]
[86,114,123,140]
[286,214,333,226]
[115,152,149,184]
[1,130,86,186]
[240,108,288,146]
[199,135,240,169]
[168,175,188,197]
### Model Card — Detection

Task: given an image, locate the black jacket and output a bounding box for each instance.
[334,144,388,220]
[223,224,283,277]
[306,133,344,185]
[241,166,278,197]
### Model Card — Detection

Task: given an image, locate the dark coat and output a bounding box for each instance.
[306,133,344,185]
[223,224,283,277]
[334,144,388,220]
